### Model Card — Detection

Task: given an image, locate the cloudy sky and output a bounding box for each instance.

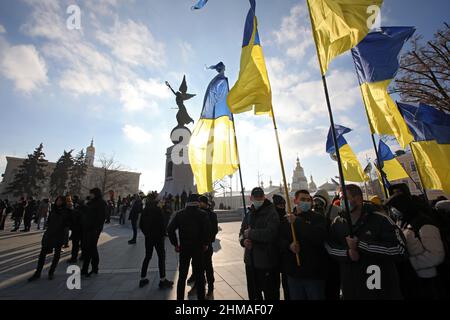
[0,0,449,194]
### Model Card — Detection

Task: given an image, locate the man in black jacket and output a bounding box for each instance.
[326,184,406,300]
[128,194,143,244]
[197,195,218,299]
[21,197,36,232]
[279,190,328,300]
[139,193,173,289]
[68,196,83,263]
[240,187,280,300]
[81,188,106,277]
[11,198,25,232]
[167,194,212,300]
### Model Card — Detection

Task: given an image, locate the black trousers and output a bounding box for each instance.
[141,236,166,279]
[245,265,280,300]
[177,247,205,300]
[71,231,82,260]
[81,232,100,273]
[35,246,62,276]
[130,219,138,241]
[23,214,33,231]
[14,216,22,230]
[119,212,126,225]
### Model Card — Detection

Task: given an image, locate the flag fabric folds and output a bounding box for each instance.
[188,66,239,194]
[378,139,409,182]
[226,0,272,115]
[351,27,416,148]
[326,125,369,182]
[307,0,384,75]
[397,102,450,193]
[191,0,209,10]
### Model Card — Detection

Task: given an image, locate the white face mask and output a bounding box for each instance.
[253,200,264,209]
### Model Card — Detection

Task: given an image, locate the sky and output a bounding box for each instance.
[0,0,449,194]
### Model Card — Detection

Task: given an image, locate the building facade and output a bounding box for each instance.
[0,140,141,201]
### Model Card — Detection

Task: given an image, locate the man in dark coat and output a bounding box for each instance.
[22,197,36,232]
[67,196,83,263]
[81,188,107,277]
[128,194,143,244]
[167,194,212,300]
[11,198,25,232]
[239,187,280,300]
[139,193,174,289]
[188,195,219,299]
[279,190,328,300]
[28,196,70,281]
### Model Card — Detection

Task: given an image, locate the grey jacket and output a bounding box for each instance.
[239,199,280,269]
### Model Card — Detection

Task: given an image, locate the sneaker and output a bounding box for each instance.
[128,240,136,245]
[139,279,150,288]
[28,274,40,282]
[187,275,195,284]
[48,274,54,280]
[159,279,174,289]
[206,291,214,300]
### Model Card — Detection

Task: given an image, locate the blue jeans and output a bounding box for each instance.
[287,276,325,300]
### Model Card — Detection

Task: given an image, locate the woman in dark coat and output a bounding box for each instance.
[28,196,70,281]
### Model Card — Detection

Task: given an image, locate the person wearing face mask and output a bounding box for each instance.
[279,190,328,300]
[239,187,280,300]
[386,193,445,300]
[326,184,406,300]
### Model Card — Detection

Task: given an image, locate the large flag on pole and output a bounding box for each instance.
[307,0,384,75]
[397,102,450,193]
[378,139,409,182]
[351,27,416,148]
[189,63,239,194]
[326,125,369,182]
[227,0,272,115]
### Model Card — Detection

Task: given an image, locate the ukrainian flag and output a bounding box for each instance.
[227,0,272,115]
[307,0,384,75]
[378,139,409,182]
[397,102,450,194]
[351,27,416,148]
[326,125,369,183]
[188,67,239,194]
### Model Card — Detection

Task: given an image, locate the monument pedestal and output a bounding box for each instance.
[159,125,196,197]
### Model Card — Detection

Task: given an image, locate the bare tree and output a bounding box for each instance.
[393,23,450,112]
[94,154,133,196]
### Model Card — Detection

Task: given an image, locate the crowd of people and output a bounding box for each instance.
[238,183,450,300]
[0,182,449,300]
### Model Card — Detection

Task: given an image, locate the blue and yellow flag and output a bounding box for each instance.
[351,27,415,148]
[378,139,409,182]
[397,102,450,193]
[191,0,209,10]
[227,0,272,115]
[307,0,384,75]
[326,125,369,182]
[188,63,239,194]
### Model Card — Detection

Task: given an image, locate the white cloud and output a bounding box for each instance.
[122,125,152,143]
[0,25,6,34]
[96,19,165,68]
[59,67,114,95]
[272,4,314,60]
[0,42,48,93]
[119,78,170,112]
